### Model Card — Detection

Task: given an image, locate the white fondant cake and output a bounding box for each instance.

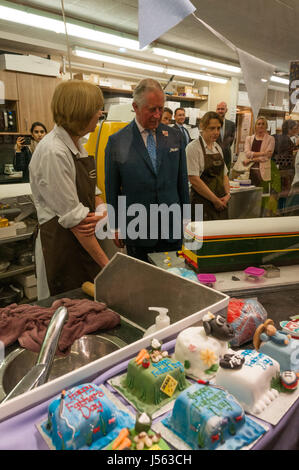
[173,326,229,380]
[215,350,280,414]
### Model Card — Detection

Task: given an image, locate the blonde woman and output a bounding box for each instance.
[29,80,109,299]
[244,116,275,186]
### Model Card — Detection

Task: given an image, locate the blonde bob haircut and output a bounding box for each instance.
[255,116,268,129]
[51,80,104,135]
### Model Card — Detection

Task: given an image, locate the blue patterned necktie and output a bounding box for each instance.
[146,130,157,172]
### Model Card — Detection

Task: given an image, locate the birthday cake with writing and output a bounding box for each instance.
[162,382,266,450]
[215,349,280,414]
[40,383,135,450]
[111,339,189,414]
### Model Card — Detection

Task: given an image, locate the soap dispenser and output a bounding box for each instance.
[143,307,170,337]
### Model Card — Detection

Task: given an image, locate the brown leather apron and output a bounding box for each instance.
[39,154,101,296]
[190,137,228,221]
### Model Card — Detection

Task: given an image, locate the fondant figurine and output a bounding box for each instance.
[254,319,291,350]
[219,353,245,370]
[203,312,235,341]
[280,371,298,391]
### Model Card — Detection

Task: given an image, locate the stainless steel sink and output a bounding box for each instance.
[0,334,127,402]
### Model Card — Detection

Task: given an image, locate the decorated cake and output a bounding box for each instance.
[173,312,234,380]
[215,349,280,414]
[253,319,299,372]
[112,339,189,413]
[107,412,170,450]
[162,382,266,450]
[40,383,134,450]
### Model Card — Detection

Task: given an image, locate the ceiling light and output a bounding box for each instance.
[270,75,289,85]
[73,48,164,73]
[0,4,140,50]
[166,68,228,84]
[153,47,241,74]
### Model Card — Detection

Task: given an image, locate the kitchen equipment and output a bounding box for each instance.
[0,110,17,132]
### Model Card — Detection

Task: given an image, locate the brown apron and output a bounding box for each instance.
[39,154,101,296]
[190,137,228,221]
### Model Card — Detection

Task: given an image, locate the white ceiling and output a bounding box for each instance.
[0,0,297,80]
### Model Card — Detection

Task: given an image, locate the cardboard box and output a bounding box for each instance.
[16,272,37,288]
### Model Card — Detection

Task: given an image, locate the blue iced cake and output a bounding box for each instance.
[41,383,135,450]
[162,382,266,450]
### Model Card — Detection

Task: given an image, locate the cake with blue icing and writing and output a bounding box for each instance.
[114,339,189,413]
[41,383,134,450]
[215,349,280,414]
[162,382,266,450]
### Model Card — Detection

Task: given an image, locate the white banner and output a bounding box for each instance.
[237,48,275,122]
[138,0,195,49]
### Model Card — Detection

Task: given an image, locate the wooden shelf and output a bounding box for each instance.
[100,86,208,103]
[0,132,30,135]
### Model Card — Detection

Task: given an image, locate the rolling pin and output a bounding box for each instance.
[81,281,95,298]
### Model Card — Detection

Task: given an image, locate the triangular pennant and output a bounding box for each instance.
[138,0,195,49]
[289,61,299,114]
[237,48,275,122]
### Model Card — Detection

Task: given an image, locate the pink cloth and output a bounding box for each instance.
[0,298,120,355]
[244,133,275,181]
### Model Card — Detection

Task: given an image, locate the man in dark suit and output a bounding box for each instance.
[173,107,192,148]
[105,78,190,262]
[216,101,236,172]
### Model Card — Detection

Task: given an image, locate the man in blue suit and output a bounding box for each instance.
[105,78,190,262]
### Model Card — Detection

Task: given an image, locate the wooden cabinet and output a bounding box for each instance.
[0,71,18,100]
[16,73,60,133]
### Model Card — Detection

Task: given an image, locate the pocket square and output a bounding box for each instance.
[169,147,179,152]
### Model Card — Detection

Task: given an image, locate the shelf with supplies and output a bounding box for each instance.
[100,86,208,103]
[0,263,35,280]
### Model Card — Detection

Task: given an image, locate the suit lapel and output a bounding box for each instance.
[131,120,156,175]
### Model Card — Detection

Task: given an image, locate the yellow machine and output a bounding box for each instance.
[84,120,128,201]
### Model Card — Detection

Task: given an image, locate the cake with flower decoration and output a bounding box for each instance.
[162,382,266,450]
[173,312,234,380]
[113,339,189,413]
[40,383,135,450]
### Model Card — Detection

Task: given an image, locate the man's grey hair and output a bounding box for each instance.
[133,78,164,107]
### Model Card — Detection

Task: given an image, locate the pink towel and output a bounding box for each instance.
[0,298,120,355]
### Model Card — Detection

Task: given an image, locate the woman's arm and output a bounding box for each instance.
[70,227,109,268]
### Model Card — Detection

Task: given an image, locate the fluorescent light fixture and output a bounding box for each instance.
[166,68,227,84]
[270,75,289,85]
[153,47,241,74]
[73,48,164,73]
[0,4,140,50]
[74,48,228,83]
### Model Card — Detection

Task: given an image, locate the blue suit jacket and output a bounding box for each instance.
[105,120,190,247]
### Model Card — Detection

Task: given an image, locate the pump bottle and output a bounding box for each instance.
[143,307,170,337]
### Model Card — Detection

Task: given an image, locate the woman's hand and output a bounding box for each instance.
[72,213,103,237]
[16,137,25,152]
[220,194,231,206]
[243,158,252,166]
[213,197,227,211]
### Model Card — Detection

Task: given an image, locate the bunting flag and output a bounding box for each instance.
[138,0,195,49]
[192,13,275,121]
[289,61,299,114]
[237,48,275,122]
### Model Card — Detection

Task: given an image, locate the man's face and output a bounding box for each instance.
[133,90,164,130]
[216,103,227,119]
[161,111,172,125]
[175,109,186,125]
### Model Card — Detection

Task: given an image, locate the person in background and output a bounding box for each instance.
[273,119,299,211]
[14,122,47,181]
[29,80,109,300]
[244,116,276,216]
[161,107,173,125]
[173,107,192,148]
[216,101,236,172]
[186,111,230,221]
[105,78,189,263]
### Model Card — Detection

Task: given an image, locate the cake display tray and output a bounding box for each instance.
[152,415,269,451]
[36,385,135,451]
